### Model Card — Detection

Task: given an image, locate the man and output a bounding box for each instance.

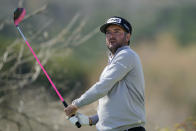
[64,16,146,131]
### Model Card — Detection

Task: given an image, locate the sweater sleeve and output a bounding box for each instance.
[72,51,135,108]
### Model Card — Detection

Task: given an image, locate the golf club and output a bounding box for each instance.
[14,8,81,128]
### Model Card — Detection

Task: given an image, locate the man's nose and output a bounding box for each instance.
[107,32,115,38]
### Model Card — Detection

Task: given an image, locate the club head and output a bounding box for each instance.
[14,8,26,26]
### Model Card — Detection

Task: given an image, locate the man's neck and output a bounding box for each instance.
[111,44,129,55]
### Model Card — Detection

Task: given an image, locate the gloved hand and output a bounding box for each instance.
[68,112,91,126]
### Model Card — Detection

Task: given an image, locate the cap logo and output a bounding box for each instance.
[107,18,121,24]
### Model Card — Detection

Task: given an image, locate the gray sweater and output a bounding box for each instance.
[72,46,146,131]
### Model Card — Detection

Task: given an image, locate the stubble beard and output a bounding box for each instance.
[107,42,122,54]
[107,37,127,54]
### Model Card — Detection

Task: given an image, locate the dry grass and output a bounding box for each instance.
[134,33,196,130]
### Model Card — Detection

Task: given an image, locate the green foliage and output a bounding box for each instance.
[36,55,89,100]
[0,42,33,76]
[0,36,13,56]
[153,5,196,46]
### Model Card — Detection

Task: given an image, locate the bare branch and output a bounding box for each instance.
[30,48,51,82]
[0,39,20,67]
[1,115,21,131]
[5,106,53,131]
[31,19,54,40]
[65,18,87,44]
[40,13,80,48]
[24,4,48,22]
[74,26,99,46]
[0,18,9,31]
[6,44,25,75]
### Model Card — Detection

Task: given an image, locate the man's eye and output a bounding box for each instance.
[114,31,121,34]
[106,32,111,34]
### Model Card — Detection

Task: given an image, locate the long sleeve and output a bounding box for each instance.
[72,50,135,108]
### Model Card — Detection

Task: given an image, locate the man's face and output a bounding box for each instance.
[105,25,130,54]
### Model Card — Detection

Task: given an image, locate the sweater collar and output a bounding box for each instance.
[108,45,130,64]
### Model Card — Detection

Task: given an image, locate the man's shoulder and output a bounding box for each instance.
[112,48,137,65]
[117,47,138,59]
[111,47,138,69]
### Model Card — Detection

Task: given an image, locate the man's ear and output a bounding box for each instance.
[126,33,131,43]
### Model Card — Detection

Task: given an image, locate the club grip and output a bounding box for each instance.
[63,101,81,128]
[69,115,81,128]
[63,101,68,107]
[75,121,82,128]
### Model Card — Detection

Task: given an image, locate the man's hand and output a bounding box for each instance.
[68,112,92,126]
[64,104,78,117]
[76,113,92,126]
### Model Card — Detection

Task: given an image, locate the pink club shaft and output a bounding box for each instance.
[16,26,65,103]
[14,8,81,128]
[16,26,82,128]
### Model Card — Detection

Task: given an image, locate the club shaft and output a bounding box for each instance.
[16,25,81,128]
[17,26,66,104]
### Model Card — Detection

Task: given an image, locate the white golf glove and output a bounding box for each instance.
[68,112,90,126]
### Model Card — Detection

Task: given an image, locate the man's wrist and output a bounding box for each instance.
[72,104,78,110]
[72,100,81,108]
[89,118,93,126]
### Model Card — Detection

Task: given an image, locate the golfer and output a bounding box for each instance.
[64,16,146,131]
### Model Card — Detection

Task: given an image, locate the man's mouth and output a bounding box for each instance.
[109,39,117,44]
